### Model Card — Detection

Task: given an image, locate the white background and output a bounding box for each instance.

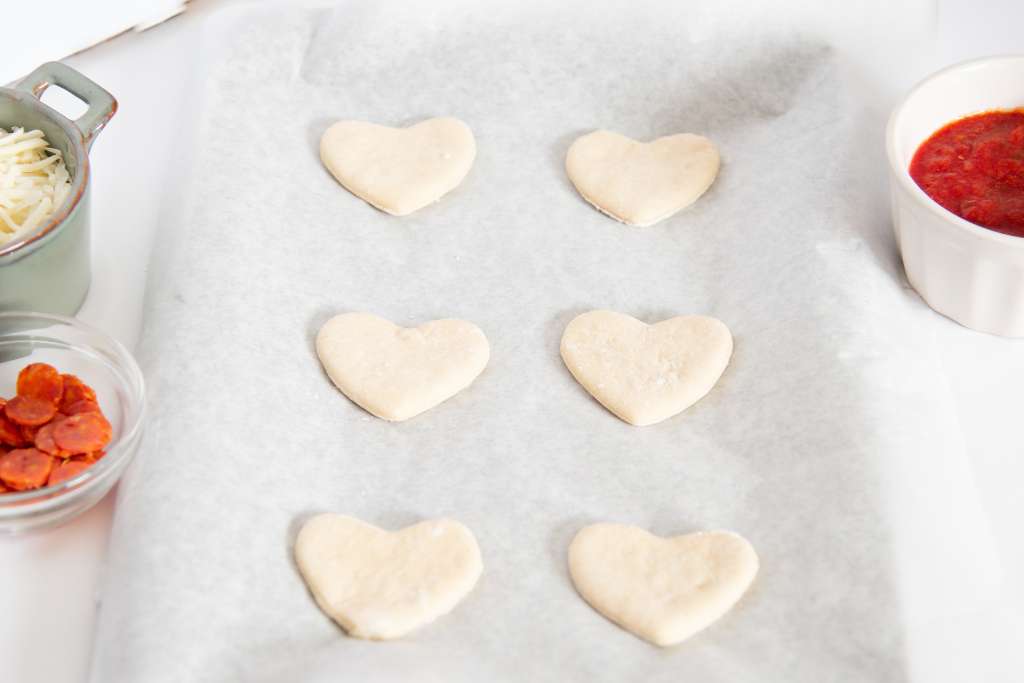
[1,1,1021,681]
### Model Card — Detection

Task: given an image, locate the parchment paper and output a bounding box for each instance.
[91,2,1000,681]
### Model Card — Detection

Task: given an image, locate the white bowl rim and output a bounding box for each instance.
[0,311,145,507]
[885,53,1024,248]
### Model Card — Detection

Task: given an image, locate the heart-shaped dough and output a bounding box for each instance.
[316,313,489,421]
[569,524,758,647]
[566,130,719,226]
[295,514,483,640]
[320,117,476,215]
[560,310,732,426]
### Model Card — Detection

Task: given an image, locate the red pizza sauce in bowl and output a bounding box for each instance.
[909,110,1024,237]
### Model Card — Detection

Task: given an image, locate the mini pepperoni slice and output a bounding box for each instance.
[53,413,112,454]
[47,459,91,487]
[19,423,40,442]
[16,363,63,404]
[0,413,28,447]
[63,399,101,416]
[79,449,106,463]
[34,422,68,457]
[59,374,97,412]
[4,395,57,427]
[71,450,106,464]
[0,448,54,490]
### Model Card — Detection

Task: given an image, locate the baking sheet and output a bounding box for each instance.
[90,2,999,681]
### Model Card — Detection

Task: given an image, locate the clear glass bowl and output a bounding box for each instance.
[0,312,145,533]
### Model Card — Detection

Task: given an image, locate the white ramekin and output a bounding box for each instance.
[886,55,1024,337]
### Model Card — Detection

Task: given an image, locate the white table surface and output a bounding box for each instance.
[2,1,1022,681]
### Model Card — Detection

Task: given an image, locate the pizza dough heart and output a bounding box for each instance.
[319,117,476,215]
[560,310,732,426]
[565,130,720,226]
[569,524,758,647]
[316,313,490,422]
[295,514,483,640]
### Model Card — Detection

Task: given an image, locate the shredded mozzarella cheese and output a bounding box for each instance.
[0,127,72,246]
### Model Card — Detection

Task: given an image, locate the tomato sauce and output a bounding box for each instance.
[909,110,1024,237]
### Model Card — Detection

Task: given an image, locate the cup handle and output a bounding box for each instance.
[15,62,118,150]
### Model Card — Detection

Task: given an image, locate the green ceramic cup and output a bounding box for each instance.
[0,62,117,315]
